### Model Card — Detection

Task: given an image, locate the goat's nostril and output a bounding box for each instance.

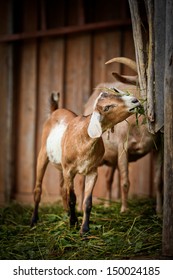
[132,98,139,103]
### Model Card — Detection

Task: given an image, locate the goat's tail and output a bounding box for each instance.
[50,92,60,113]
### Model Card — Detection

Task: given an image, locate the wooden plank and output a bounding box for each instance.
[65,34,91,114]
[0,0,14,204]
[36,38,65,145]
[15,0,39,203]
[15,41,37,202]
[145,0,155,126]
[92,31,122,87]
[3,44,13,203]
[22,0,37,32]
[92,30,122,199]
[154,0,165,132]
[121,28,136,75]
[162,0,173,257]
[46,0,65,29]
[0,44,9,204]
[36,38,65,202]
[128,0,147,99]
[0,20,132,43]
[122,27,154,198]
[122,28,153,197]
[66,0,79,26]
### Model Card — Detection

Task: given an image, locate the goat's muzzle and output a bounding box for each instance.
[129,103,142,112]
[131,97,139,104]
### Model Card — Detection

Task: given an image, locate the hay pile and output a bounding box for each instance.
[0,198,162,260]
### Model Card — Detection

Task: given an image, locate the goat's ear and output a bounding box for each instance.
[87,111,102,138]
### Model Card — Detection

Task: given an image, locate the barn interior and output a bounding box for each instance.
[0,0,153,205]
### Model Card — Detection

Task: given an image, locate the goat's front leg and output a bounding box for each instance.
[77,175,85,212]
[63,172,78,227]
[80,170,98,235]
[31,147,49,226]
[118,148,129,213]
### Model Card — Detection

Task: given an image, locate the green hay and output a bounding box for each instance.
[0,198,162,260]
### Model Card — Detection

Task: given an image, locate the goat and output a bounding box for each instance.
[79,57,163,214]
[31,89,141,235]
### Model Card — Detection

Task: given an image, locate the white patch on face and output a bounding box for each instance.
[122,95,140,110]
[46,121,67,164]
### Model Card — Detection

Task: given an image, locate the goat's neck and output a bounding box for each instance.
[100,114,125,133]
[100,119,116,135]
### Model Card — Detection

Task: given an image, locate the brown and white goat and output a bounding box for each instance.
[31,90,141,234]
[79,57,163,214]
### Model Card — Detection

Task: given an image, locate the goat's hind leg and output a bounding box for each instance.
[77,175,85,212]
[118,149,129,213]
[31,148,48,226]
[104,166,115,207]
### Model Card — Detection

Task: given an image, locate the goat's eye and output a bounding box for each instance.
[104,105,116,112]
[104,105,110,112]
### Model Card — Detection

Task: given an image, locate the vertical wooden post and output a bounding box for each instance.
[162,0,173,257]
[15,0,38,203]
[154,0,165,132]
[0,0,14,203]
[128,0,147,100]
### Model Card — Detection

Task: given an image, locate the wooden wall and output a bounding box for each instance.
[0,1,14,204]
[0,0,154,206]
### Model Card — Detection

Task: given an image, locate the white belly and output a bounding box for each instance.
[46,122,67,165]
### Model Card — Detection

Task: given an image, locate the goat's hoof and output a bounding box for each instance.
[156,209,163,218]
[80,232,90,240]
[80,227,89,237]
[120,207,129,213]
[70,217,78,227]
[30,215,39,227]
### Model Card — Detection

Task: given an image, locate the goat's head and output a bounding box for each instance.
[87,89,141,138]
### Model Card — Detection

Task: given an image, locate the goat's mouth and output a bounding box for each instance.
[129,103,142,112]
